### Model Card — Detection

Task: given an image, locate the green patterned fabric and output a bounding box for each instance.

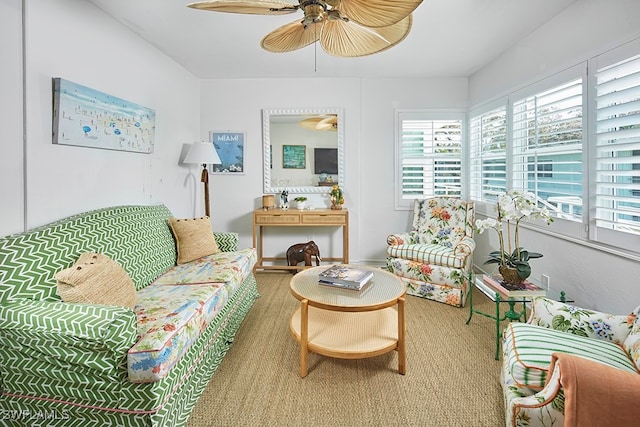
[0,205,258,426]
[504,322,637,391]
[0,205,176,301]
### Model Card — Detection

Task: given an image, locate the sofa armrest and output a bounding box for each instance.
[508,355,565,427]
[387,232,417,246]
[511,352,640,427]
[214,231,239,252]
[0,299,137,376]
[528,297,636,345]
[454,236,475,258]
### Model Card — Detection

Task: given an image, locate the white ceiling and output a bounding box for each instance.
[87,0,578,79]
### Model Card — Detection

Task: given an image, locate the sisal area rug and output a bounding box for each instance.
[187,272,505,427]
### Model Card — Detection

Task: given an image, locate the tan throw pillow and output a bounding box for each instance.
[168,216,220,265]
[55,252,136,309]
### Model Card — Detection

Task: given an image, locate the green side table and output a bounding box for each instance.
[465,274,572,360]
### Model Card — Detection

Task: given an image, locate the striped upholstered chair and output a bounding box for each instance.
[386,198,475,307]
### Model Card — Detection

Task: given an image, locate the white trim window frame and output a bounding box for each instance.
[469,100,508,206]
[590,41,640,250]
[394,110,466,210]
[511,70,586,233]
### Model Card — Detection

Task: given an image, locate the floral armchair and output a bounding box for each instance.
[386,198,475,307]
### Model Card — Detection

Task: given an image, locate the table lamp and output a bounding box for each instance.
[184,141,221,217]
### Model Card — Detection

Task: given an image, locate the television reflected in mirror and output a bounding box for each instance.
[314,148,338,175]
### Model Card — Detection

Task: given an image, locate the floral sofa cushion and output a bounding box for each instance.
[503,322,638,391]
[623,313,640,370]
[127,248,256,383]
[529,297,636,345]
[411,198,474,247]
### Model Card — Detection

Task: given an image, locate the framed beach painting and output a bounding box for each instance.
[209,131,245,174]
[283,144,306,169]
[52,78,155,153]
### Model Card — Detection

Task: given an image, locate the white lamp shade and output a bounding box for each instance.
[184,141,221,165]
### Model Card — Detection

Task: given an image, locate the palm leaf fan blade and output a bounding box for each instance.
[187,0,297,15]
[320,15,412,57]
[261,20,321,53]
[335,0,423,27]
[316,116,338,130]
[299,117,325,130]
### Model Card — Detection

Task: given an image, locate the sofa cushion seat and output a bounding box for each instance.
[504,322,638,391]
[387,244,465,269]
[128,248,257,383]
[152,248,256,287]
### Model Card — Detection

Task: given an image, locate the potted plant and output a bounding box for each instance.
[293,196,307,210]
[475,190,553,284]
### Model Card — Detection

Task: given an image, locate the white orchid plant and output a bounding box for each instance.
[476,190,554,281]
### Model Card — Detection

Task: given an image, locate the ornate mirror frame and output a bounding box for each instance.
[262,107,344,194]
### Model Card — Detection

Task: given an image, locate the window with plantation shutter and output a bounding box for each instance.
[593,53,640,243]
[395,112,464,209]
[512,78,584,222]
[469,105,507,203]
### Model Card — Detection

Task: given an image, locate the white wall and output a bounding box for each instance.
[468,0,640,313]
[200,78,468,261]
[3,0,638,314]
[0,0,24,236]
[20,0,200,230]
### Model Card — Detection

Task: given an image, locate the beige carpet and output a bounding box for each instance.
[187,272,505,427]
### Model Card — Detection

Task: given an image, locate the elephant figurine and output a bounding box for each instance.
[286,241,321,273]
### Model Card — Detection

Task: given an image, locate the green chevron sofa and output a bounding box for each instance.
[0,204,259,426]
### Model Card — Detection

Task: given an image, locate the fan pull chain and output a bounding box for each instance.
[314,23,318,72]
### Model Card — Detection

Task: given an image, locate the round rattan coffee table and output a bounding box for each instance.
[289,265,406,378]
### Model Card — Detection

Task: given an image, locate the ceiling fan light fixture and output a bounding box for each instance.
[189,0,424,57]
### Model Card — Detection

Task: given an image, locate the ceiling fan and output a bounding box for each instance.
[187,0,424,57]
[299,114,337,131]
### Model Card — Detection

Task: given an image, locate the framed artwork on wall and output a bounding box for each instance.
[52,77,156,153]
[209,131,245,174]
[282,144,306,169]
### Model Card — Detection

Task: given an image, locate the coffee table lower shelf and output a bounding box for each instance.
[290,304,404,377]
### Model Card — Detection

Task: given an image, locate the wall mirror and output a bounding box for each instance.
[263,107,344,194]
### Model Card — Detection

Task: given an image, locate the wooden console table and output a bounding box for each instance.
[252,208,349,272]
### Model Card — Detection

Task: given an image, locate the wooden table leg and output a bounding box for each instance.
[300,299,309,378]
[397,297,406,375]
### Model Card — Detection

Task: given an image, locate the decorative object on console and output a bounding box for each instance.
[184,141,222,217]
[168,216,221,264]
[187,0,424,57]
[293,196,307,210]
[475,190,553,285]
[329,184,344,209]
[280,189,289,209]
[286,241,321,273]
[262,194,275,210]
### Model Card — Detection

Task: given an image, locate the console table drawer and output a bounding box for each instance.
[302,214,346,225]
[255,213,300,225]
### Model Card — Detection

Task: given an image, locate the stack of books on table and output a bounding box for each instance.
[482,274,546,299]
[318,265,373,291]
